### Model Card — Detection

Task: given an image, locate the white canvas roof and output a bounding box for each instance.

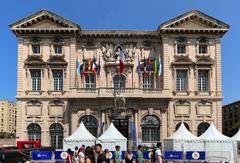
[97,122,127,141]
[166,122,199,140]
[231,129,240,141]
[64,122,96,142]
[199,123,231,141]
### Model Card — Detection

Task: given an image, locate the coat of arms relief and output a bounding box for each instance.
[101,42,137,62]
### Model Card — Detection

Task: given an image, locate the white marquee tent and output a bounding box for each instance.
[164,122,204,152]
[63,122,96,151]
[96,122,127,151]
[199,123,237,163]
[232,129,240,141]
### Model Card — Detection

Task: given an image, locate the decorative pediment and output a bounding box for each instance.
[10,10,80,35]
[158,10,229,35]
[24,55,45,66]
[46,55,67,66]
[195,56,214,65]
[172,56,193,65]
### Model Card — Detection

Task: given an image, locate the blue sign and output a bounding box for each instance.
[164,151,183,160]
[31,151,52,160]
[143,151,151,159]
[186,151,205,160]
[55,151,63,160]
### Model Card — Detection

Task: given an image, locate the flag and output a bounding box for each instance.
[76,56,81,76]
[154,58,157,76]
[143,56,147,77]
[137,55,141,79]
[148,57,151,73]
[119,59,125,74]
[87,59,91,71]
[158,56,162,77]
[97,55,101,77]
[119,47,125,61]
[82,58,86,77]
[92,56,97,75]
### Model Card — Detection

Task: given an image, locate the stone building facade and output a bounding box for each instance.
[223,101,240,137]
[0,100,16,134]
[10,10,229,148]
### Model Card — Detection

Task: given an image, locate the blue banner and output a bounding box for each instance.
[130,121,137,148]
[31,151,52,160]
[55,151,63,160]
[164,151,183,160]
[121,151,137,160]
[186,151,205,160]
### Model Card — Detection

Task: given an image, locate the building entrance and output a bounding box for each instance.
[111,119,129,139]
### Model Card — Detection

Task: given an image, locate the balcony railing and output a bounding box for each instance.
[70,87,168,98]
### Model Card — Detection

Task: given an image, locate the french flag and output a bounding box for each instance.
[92,56,97,75]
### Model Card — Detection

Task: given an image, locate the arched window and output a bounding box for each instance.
[141,115,160,143]
[50,123,63,149]
[27,123,41,141]
[197,122,210,136]
[175,122,190,131]
[79,115,98,137]
[113,74,126,89]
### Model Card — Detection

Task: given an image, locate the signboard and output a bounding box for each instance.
[55,151,65,160]
[186,151,205,160]
[121,151,137,160]
[164,151,183,160]
[31,151,52,160]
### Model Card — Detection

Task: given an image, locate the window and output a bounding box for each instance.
[198,38,208,54]
[177,45,186,54]
[27,123,41,141]
[54,45,62,55]
[31,70,41,91]
[113,74,126,89]
[197,122,210,136]
[198,70,209,91]
[176,38,187,54]
[141,115,160,143]
[85,73,95,88]
[176,70,187,91]
[50,123,63,149]
[199,45,208,54]
[175,122,190,131]
[143,74,154,89]
[52,70,63,91]
[32,45,40,54]
[79,116,98,137]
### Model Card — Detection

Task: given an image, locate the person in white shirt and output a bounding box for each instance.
[155,142,163,163]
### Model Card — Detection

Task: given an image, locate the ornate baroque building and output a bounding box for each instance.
[10,10,229,148]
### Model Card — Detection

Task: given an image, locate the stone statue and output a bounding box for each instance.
[114,91,126,111]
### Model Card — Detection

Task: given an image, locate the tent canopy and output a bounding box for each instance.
[232,129,240,141]
[166,122,199,141]
[97,122,127,141]
[64,122,96,142]
[63,122,96,151]
[96,122,127,151]
[199,123,231,142]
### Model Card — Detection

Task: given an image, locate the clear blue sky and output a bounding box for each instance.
[0,0,239,105]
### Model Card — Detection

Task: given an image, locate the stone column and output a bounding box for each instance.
[69,38,77,89]
[161,108,167,141]
[71,111,79,134]
[162,37,170,90]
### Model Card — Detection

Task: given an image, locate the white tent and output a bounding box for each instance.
[232,129,240,141]
[96,123,127,151]
[199,123,236,163]
[164,122,204,152]
[63,122,96,151]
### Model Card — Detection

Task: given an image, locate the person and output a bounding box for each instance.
[66,148,73,163]
[85,146,96,163]
[155,143,163,163]
[136,145,144,163]
[79,145,86,154]
[79,152,85,163]
[150,149,156,162]
[73,146,80,163]
[114,145,121,163]
[125,149,133,163]
[104,149,111,163]
[94,144,106,163]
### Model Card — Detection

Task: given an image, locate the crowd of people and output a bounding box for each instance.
[65,142,163,163]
